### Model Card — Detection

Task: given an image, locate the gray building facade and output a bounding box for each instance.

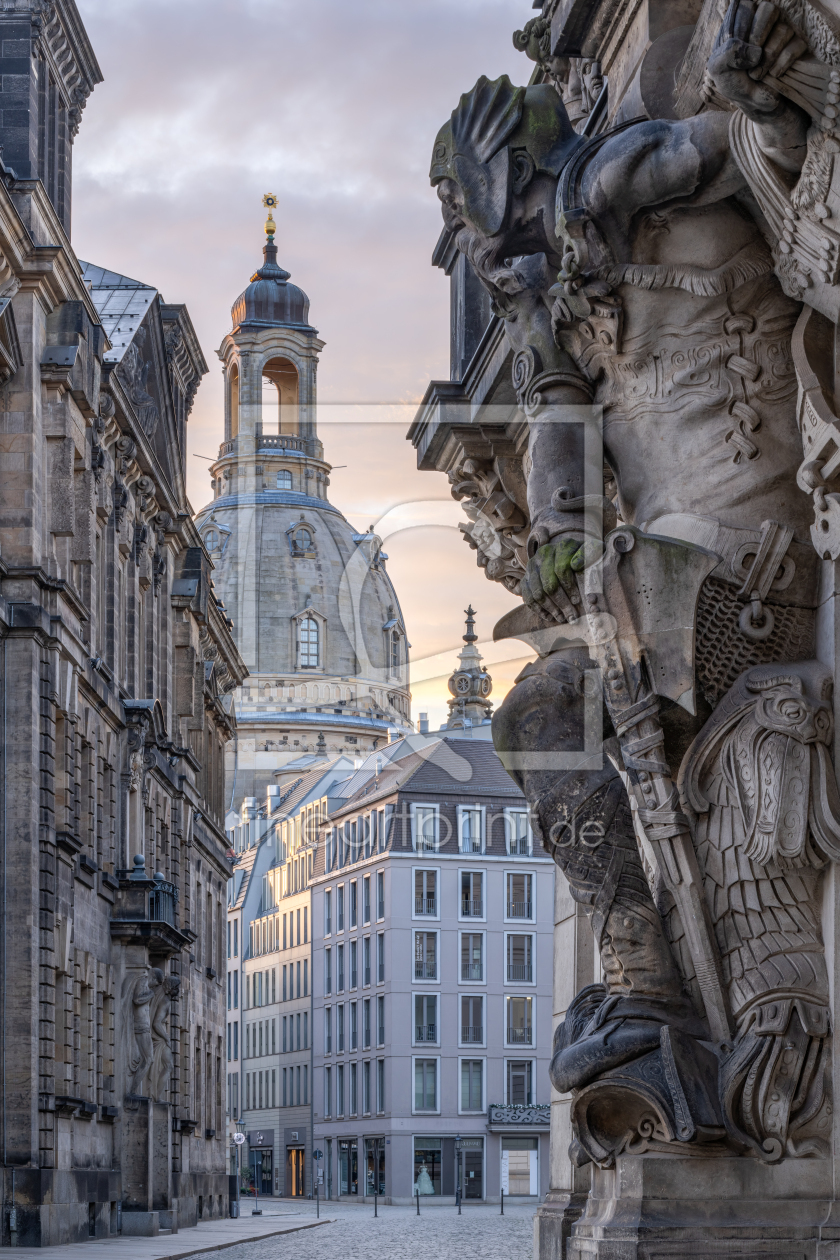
[311,736,554,1204]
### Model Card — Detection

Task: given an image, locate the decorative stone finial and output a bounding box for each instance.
[129,853,147,881]
[463,605,478,643]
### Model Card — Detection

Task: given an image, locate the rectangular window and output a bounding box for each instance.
[507,996,533,1046]
[363,936,371,986]
[350,1001,358,1051]
[350,940,357,989]
[234,919,238,957]
[282,964,287,1002]
[461,994,483,1045]
[414,869,437,916]
[227,972,231,1011]
[505,808,532,856]
[363,997,371,1049]
[377,1059,385,1113]
[377,995,385,1046]
[350,1063,358,1116]
[296,1012,301,1050]
[272,1018,276,1052]
[461,1059,484,1111]
[272,1068,276,1107]
[304,1011,309,1049]
[283,1068,287,1107]
[458,805,484,853]
[377,871,384,918]
[283,913,287,950]
[272,969,276,1002]
[296,960,301,998]
[377,932,385,983]
[414,931,437,981]
[304,958,308,997]
[414,993,437,1043]
[233,1021,239,1061]
[337,1064,345,1116]
[337,944,345,992]
[227,1022,231,1061]
[297,908,301,945]
[507,872,534,920]
[296,1065,301,1105]
[325,948,332,996]
[325,1066,332,1118]
[325,890,332,936]
[233,970,238,1009]
[350,881,358,929]
[283,1016,287,1053]
[507,934,534,983]
[363,1060,371,1114]
[304,1065,308,1106]
[414,1058,438,1111]
[461,871,484,918]
[325,1007,332,1054]
[507,1059,533,1106]
[412,805,438,853]
[363,875,371,924]
[338,1004,345,1053]
[227,921,231,960]
[461,933,483,982]
[337,886,345,932]
[304,906,308,943]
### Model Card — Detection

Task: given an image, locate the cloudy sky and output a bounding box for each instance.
[72,0,537,728]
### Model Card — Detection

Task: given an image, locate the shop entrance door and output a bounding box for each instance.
[364,1138,385,1196]
[286,1147,305,1197]
[339,1139,358,1195]
[456,1138,484,1200]
[249,1150,273,1197]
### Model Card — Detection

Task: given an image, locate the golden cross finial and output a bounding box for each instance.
[262,193,278,240]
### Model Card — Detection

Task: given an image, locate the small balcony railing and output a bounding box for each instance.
[149,876,177,926]
[461,1025,483,1043]
[507,901,532,919]
[415,897,437,915]
[462,963,482,981]
[415,962,436,980]
[257,434,304,452]
[509,838,530,856]
[508,1026,533,1045]
[415,1024,437,1042]
[507,964,533,982]
[461,899,483,917]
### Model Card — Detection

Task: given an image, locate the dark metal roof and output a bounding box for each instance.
[231,241,314,332]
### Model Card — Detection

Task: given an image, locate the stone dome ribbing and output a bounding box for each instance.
[230,240,312,330]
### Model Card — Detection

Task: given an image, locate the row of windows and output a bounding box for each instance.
[324,876,383,934]
[228,1011,311,1062]
[324,935,384,994]
[410,870,536,922]
[321,1057,534,1119]
[241,1064,308,1111]
[248,903,309,958]
[323,993,533,1055]
[324,1060,385,1118]
[325,806,533,871]
[230,960,310,1012]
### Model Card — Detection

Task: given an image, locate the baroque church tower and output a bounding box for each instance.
[195,200,411,811]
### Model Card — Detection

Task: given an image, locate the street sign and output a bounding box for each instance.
[233,1133,246,1145]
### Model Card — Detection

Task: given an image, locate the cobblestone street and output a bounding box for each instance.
[201,1204,535,1260]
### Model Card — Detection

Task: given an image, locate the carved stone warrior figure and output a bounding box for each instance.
[431,0,840,1169]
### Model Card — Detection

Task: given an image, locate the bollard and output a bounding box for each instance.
[416,1189,420,1215]
[501,1188,504,1216]
[374,1191,378,1218]
[457,1186,461,1216]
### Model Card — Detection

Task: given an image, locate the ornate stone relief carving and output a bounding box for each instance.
[429,0,840,1181]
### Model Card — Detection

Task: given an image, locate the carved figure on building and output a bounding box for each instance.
[126,967,159,1097]
[429,0,840,1169]
[149,972,180,1102]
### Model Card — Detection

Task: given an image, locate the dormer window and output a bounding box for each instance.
[277,470,292,489]
[288,519,316,557]
[299,617,319,668]
[390,630,400,673]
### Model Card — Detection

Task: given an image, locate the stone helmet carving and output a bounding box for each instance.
[429,74,581,237]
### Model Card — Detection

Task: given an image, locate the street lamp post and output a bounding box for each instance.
[232,1130,246,1220]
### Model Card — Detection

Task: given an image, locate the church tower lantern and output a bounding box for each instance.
[195,200,411,811]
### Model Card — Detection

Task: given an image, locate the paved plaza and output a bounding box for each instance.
[204,1203,535,1260]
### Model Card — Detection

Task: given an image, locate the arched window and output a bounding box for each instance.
[299,617,319,668]
[390,630,400,673]
[276,470,292,489]
[203,528,219,553]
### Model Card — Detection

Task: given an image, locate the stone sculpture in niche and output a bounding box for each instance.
[430,0,840,1173]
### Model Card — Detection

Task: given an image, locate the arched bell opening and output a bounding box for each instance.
[228,361,240,440]
[262,356,299,436]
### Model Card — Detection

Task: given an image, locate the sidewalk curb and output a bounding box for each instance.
[136,1219,334,1260]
